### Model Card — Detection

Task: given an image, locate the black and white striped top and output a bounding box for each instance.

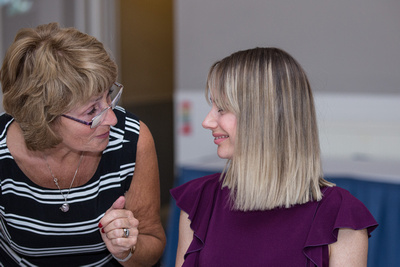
[0,107,139,266]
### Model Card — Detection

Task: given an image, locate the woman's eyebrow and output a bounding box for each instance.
[76,94,104,112]
[94,95,103,102]
[90,93,104,104]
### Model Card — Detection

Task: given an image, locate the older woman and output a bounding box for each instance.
[171,47,378,266]
[0,23,165,266]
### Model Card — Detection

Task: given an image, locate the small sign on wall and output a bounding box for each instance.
[179,100,192,136]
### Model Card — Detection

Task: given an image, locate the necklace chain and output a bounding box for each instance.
[44,152,84,212]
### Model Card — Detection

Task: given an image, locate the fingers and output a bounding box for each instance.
[105,226,139,240]
[99,208,139,234]
[99,196,139,255]
[99,196,129,229]
[100,220,139,255]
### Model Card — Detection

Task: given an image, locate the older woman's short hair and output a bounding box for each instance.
[0,22,118,151]
[206,47,333,211]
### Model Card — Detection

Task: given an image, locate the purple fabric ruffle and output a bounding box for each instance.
[171,173,378,266]
[303,186,378,266]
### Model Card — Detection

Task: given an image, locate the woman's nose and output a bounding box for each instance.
[202,110,217,129]
[102,108,118,126]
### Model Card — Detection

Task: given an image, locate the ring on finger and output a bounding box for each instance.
[123,228,129,238]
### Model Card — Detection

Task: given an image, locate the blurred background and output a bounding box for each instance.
[1,0,399,266]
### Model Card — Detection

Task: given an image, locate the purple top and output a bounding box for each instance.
[171,173,378,267]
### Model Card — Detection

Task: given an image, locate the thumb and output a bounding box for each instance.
[111,195,125,210]
[99,196,126,228]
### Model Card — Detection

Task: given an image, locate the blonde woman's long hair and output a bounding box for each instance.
[206,47,333,211]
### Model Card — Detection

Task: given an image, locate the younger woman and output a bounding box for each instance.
[171,47,378,266]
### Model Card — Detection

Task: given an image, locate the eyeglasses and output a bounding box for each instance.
[62,82,123,128]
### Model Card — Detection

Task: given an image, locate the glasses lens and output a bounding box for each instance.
[90,83,123,128]
[91,108,109,128]
[110,83,123,108]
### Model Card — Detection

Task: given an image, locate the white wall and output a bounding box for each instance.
[174,91,400,182]
[175,91,400,161]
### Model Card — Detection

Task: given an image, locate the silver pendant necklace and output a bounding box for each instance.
[44,152,84,212]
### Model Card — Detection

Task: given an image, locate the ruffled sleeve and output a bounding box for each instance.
[303,186,378,266]
[170,173,222,264]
